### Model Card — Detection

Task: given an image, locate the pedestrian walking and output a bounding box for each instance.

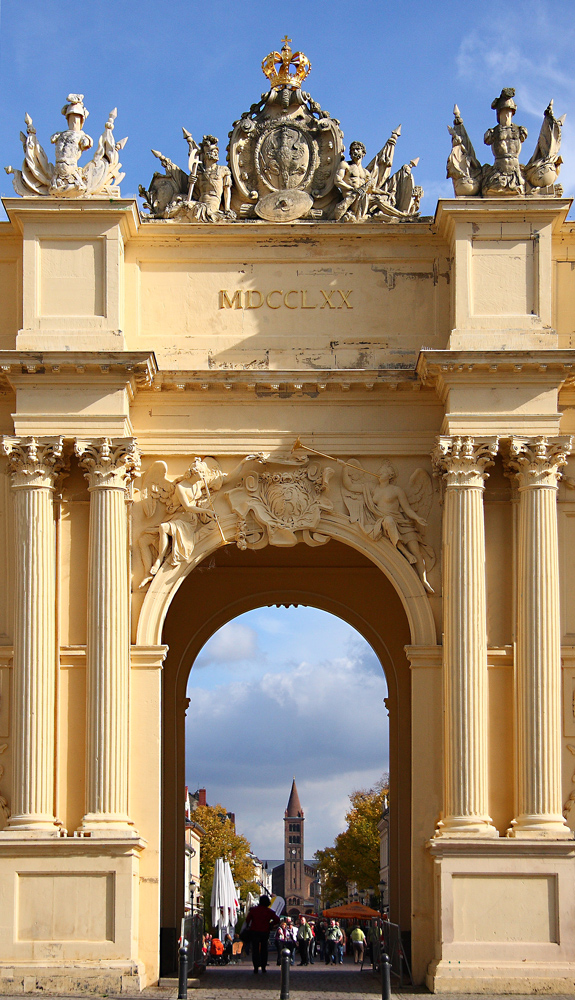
[308,920,316,964]
[335,922,345,964]
[275,919,288,965]
[315,919,326,961]
[284,916,297,965]
[350,925,366,964]
[297,916,313,965]
[325,919,339,965]
[245,894,280,974]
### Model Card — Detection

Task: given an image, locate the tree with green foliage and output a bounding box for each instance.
[195,803,260,926]
[314,775,389,905]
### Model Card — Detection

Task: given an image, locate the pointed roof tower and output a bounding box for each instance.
[285,777,303,818]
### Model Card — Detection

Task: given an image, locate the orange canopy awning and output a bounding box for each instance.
[322,903,380,919]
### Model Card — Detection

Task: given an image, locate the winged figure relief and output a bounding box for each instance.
[137,454,268,587]
[342,459,435,592]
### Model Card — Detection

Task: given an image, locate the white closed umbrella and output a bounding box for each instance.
[211,858,240,938]
[211,858,226,935]
[222,860,239,931]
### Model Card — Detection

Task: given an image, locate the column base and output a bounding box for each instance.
[434,816,499,838]
[0,815,61,837]
[507,814,573,839]
[78,814,141,839]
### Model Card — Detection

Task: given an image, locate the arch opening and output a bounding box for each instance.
[185,605,390,917]
[157,538,418,975]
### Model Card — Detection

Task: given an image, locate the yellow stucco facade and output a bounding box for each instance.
[0,189,574,993]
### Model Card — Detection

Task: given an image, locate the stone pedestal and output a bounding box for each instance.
[0,437,67,834]
[505,436,573,839]
[427,838,575,993]
[75,439,140,835]
[433,437,498,837]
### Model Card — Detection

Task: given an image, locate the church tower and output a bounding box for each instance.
[284,777,304,905]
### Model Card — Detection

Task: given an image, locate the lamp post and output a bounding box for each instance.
[378,880,387,916]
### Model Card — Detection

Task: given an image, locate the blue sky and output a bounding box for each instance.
[185,607,389,858]
[1,0,575,218]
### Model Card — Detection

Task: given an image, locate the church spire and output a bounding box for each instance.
[285,777,303,818]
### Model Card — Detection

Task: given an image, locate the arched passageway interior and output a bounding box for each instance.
[158,539,413,973]
[185,604,389,894]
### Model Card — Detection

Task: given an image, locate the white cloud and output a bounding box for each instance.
[194,621,259,667]
[185,626,389,856]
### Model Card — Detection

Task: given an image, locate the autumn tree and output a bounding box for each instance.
[195,803,260,923]
[314,775,388,904]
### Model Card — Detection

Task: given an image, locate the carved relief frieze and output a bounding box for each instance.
[341,457,435,592]
[135,445,436,594]
[227,462,334,548]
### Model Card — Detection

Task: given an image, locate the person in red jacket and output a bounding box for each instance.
[245,895,280,973]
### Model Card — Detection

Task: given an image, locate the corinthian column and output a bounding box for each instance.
[505,436,572,838]
[75,438,140,835]
[432,436,498,837]
[1,436,67,833]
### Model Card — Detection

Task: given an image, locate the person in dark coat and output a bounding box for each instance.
[245,895,280,973]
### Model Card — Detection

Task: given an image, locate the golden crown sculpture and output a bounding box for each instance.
[262,36,311,90]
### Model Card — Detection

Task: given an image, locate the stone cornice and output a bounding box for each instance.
[434,197,573,241]
[428,837,575,857]
[1,197,140,239]
[418,350,575,400]
[144,367,429,397]
[0,351,157,396]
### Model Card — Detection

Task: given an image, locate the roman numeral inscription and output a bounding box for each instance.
[219,289,353,310]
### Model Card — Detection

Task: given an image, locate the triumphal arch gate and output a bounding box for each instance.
[0,42,575,994]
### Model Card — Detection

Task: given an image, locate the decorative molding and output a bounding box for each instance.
[1,436,68,489]
[432,436,499,489]
[504,435,573,490]
[75,438,141,491]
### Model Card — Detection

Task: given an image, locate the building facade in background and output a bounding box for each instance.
[0,40,574,995]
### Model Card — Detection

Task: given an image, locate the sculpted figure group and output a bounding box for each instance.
[447,87,565,198]
[138,37,423,224]
[5,56,565,213]
[5,94,126,198]
[136,446,435,593]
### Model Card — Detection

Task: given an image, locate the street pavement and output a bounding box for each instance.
[138,958,571,1000]
[0,959,571,998]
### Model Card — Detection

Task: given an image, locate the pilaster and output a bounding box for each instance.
[504,435,573,838]
[0,436,68,834]
[432,436,498,837]
[75,438,140,836]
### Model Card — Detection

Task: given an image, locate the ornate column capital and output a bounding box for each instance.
[75,437,141,490]
[504,435,573,490]
[1,435,67,489]
[432,435,499,488]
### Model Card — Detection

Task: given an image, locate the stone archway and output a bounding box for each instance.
[151,531,438,977]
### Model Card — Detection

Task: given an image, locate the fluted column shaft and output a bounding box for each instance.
[506,436,572,838]
[433,436,498,837]
[1,436,66,832]
[76,438,140,834]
